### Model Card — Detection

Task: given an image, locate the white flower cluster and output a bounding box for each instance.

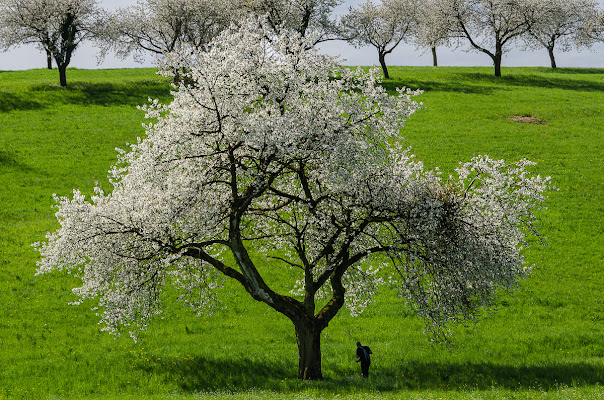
[35,20,551,342]
[394,155,552,339]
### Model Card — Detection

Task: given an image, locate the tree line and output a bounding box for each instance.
[1,0,603,85]
[341,0,604,77]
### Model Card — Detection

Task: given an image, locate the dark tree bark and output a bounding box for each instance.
[58,65,67,87]
[454,10,529,78]
[431,46,438,67]
[295,322,323,379]
[182,138,370,381]
[493,42,503,77]
[493,57,502,77]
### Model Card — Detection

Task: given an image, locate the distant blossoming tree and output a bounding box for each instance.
[415,0,456,66]
[35,22,552,380]
[340,0,419,79]
[0,0,101,86]
[522,0,599,68]
[238,0,342,42]
[440,0,533,76]
[98,0,233,62]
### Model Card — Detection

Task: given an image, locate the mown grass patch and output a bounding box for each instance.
[0,66,602,399]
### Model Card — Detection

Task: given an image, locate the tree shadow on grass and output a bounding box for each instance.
[362,360,604,391]
[457,72,604,92]
[28,80,172,107]
[381,79,496,95]
[535,67,604,75]
[0,150,37,173]
[138,355,603,393]
[135,355,298,392]
[0,91,44,112]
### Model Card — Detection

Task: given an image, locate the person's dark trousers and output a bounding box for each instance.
[361,361,370,378]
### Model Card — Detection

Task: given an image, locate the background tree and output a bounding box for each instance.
[521,0,599,68]
[415,0,455,66]
[98,0,233,62]
[0,0,100,86]
[237,0,342,42]
[35,22,552,381]
[443,0,533,77]
[340,0,419,79]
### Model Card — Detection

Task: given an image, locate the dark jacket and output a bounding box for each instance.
[356,346,372,364]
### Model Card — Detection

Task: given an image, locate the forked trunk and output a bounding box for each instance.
[295,323,323,380]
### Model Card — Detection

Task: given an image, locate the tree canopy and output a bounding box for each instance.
[35,21,552,380]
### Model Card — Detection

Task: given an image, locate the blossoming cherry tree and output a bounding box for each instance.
[35,23,552,380]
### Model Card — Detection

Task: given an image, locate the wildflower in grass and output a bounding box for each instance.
[34,19,553,380]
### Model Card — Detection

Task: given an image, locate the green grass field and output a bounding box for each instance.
[0,66,602,399]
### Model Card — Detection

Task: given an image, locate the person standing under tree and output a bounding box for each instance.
[356,341,373,378]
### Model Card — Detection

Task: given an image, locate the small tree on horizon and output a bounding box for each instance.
[0,0,101,86]
[34,22,552,380]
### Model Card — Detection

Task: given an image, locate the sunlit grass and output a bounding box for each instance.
[0,67,602,399]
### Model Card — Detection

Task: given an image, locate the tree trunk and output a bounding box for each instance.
[548,47,557,69]
[431,46,438,67]
[58,66,67,87]
[494,59,501,77]
[46,51,53,70]
[58,65,67,87]
[378,52,390,79]
[493,44,503,77]
[295,322,323,380]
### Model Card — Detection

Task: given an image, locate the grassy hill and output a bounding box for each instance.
[0,66,602,399]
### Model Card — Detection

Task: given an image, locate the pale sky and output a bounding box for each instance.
[0,0,603,71]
